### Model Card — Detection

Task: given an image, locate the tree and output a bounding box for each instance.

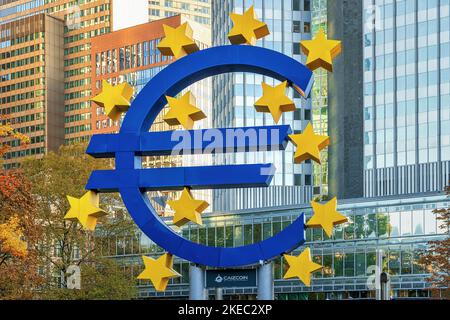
[41,258,137,300]
[0,121,30,158]
[0,122,45,299]
[21,143,137,299]
[420,187,450,299]
[0,170,44,299]
[0,215,27,265]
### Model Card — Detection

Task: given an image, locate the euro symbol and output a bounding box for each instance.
[86,45,314,268]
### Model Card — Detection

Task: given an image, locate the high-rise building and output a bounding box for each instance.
[211,0,315,212]
[0,0,112,168]
[327,0,365,199]
[0,13,65,169]
[149,0,211,26]
[359,0,450,198]
[329,0,450,199]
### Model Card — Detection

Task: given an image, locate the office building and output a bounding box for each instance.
[0,13,64,169]
[328,0,450,199]
[360,0,450,197]
[107,192,448,299]
[149,0,211,26]
[211,0,315,211]
[327,0,365,199]
[0,0,112,168]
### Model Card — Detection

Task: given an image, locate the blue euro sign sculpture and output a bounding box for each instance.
[86,45,314,268]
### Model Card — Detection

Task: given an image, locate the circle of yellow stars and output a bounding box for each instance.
[69,7,346,291]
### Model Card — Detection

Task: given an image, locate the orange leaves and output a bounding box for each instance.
[0,124,30,144]
[0,171,24,198]
[0,215,28,260]
[0,122,31,158]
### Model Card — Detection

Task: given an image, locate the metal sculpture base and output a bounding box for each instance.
[257,263,274,300]
[189,264,207,300]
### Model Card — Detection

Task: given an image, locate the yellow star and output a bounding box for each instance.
[137,254,180,292]
[284,248,323,287]
[64,191,107,231]
[164,91,207,130]
[167,188,209,227]
[228,6,270,45]
[254,81,296,124]
[158,23,199,59]
[300,28,342,72]
[289,122,330,164]
[91,80,134,122]
[307,197,348,237]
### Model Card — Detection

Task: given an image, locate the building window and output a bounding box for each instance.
[304,0,311,11]
[293,43,301,55]
[119,47,124,70]
[304,22,311,33]
[149,9,160,16]
[293,21,301,33]
[305,175,312,186]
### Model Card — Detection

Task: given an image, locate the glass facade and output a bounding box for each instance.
[212,0,316,211]
[104,194,448,299]
[0,0,112,163]
[363,0,450,197]
[0,13,65,169]
[311,0,329,196]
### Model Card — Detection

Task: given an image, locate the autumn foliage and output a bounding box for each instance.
[420,186,450,299]
[0,170,43,299]
[0,122,30,157]
[0,215,27,262]
[0,121,43,298]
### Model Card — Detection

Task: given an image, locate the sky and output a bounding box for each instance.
[113,0,148,31]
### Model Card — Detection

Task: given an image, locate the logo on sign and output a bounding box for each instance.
[215,275,224,283]
[215,274,249,283]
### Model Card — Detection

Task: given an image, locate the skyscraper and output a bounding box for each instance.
[0,13,65,169]
[0,0,112,168]
[211,0,315,211]
[360,0,450,197]
[327,0,365,199]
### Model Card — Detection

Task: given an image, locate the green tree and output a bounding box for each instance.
[41,258,137,300]
[21,143,137,299]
